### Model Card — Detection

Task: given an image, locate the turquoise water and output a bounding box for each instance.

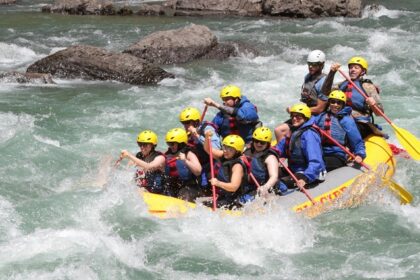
[1,2,420,279]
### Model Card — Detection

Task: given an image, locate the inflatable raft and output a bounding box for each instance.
[141,136,398,219]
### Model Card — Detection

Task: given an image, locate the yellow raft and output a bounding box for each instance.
[141,136,398,219]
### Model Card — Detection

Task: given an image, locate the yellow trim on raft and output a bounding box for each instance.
[141,135,397,218]
[142,191,242,218]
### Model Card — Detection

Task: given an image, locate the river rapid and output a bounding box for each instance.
[1,1,420,279]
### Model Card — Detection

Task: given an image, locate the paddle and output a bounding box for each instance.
[338,69,420,160]
[207,134,217,211]
[278,159,316,205]
[313,124,413,204]
[200,105,208,122]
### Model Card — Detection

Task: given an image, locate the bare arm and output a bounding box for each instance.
[310,99,327,115]
[120,150,165,172]
[320,62,341,96]
[204,130,224,159]
[262,155,279,189]
[210,163,243,192]
[184,151,202,176]
[363,83,384,115]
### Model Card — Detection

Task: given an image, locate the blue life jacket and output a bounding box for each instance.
[135,150,166,194]
[212,95,259,143]
[276,117,326,183]
[315,107,366,160]
[244,147,279,186]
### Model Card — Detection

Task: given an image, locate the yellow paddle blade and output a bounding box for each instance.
[388,180,413,204]
[391,123,420,160]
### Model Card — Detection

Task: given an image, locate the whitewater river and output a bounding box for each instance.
[1,1,419,279]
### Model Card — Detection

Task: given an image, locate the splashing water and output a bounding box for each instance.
[302,164,396,218]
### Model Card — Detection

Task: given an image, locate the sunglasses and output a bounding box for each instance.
[222,97,235,102]
[329,99,344,105]
[222,145,236,152]
[290,113,304,120]
[253,139,268,145]
[167,142,177,147]
[137,142,150,147]
[181,120,195,125]
[307,62,322,67]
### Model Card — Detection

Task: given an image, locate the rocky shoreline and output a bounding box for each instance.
[40,0,364,18]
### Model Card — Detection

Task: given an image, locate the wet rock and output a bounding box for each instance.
[123,24,218,65]
[26,45,174,85]
[124,24,258,64]
[263,0,363,17]
[42,0,116,15]
[0,72,55,84]
[136,4,165,16]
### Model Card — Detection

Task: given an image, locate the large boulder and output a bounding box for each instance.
[26,45,174,85]
[123,24,218,65]
[0,72,55,84]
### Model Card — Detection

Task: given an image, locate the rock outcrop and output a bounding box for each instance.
[0,72,55,84]
[124,24,218,65]
[124,24,258,65]
[163,0,363,18]
[43,0,364,18]
[26,45,174,85]
[263,0,363,17]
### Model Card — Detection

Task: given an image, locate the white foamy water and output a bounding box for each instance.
[0,42,40,70]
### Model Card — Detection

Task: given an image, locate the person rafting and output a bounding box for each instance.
[204,85,260,144]
[322,56,387,139]
[164,128,203,201]
[274,50,329,141]
[243,127,283,195]
[274,103,327,193]
[208,135,256,209]
[179,107,222,194]
[119,130,166,194]
[315,90,366,171]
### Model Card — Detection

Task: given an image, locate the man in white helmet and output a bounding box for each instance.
[274,50,329,141]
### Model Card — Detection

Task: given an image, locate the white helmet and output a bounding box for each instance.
[307,50,326,63]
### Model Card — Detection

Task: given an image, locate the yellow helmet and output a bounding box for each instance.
[289,103,311,119]
[252,127,272,143]
[348,56,368,73]
[220,85,241,99]
[222,135,245,153]
[179,107,201,122]
[165,128,188,144]
[328,90,347,103]
[136,130,158,145]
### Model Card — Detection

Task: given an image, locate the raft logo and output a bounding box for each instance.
[294,185,348,212]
